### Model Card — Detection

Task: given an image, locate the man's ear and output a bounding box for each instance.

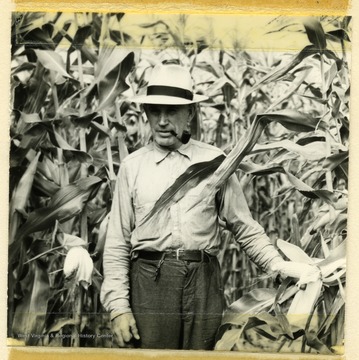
[188,104,196,122]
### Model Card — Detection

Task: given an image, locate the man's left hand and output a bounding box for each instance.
[271,261,322,287]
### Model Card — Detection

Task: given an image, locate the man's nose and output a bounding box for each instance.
[158,111,169,125]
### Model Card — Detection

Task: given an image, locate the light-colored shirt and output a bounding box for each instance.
[100,139,284,318]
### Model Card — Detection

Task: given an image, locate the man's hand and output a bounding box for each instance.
[111,313,140,347]
[271,261,322,287]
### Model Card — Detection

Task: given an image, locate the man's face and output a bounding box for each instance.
[144,104,194,150]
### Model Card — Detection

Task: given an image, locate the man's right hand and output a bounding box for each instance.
[111,312,140,347]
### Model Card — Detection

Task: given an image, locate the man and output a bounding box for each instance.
[100,64,320,350]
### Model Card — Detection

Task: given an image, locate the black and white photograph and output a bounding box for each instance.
[7,11,351,355]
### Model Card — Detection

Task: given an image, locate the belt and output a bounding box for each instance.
[136,250,210,263]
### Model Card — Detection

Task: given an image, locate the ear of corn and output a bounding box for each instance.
[63,246,94,289]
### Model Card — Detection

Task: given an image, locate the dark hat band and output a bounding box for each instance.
[147,85,193,101]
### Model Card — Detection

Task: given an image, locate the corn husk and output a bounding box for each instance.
[63,246,93,289]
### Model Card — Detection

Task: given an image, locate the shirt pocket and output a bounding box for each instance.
[133,201,160,241]
[180,195,219,240]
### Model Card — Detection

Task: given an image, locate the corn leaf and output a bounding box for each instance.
[323,151,348,172]
[139,154,225,225]
[60,233,87,249]
[12,262,51,345]
[323,268,346,284]
[207,77,237,107]
[303,18,327,52]
[320,232,330,258]
[9,152,41,245]
[277,239,314,264]
[20,112,42,124]
[318,241,346,280]
[318,240,346,269]
[22,27,55,50]
[287,280,322,327]
[91,121,111,138]
[118,133,129,162]
[84,47,134,111]
[319,290,345,334]
[96,51,134,111]
[12,12,45,36]
[15,176,103,241]
[215,329,240,351]
[217,313,283,351]
[88,206,108,226]
[273,280,295,339]
[94,213,110,258]
[71,25,92,51]
[239,161,337,205]
[324,61,339,94]
[66,25,93,73]
[46,318,77,334]
[33,173,61,197]
[305,330,333,355]
[248,45,318,95]
[291,214,301,248]
[95,47,132,82]
[195,61,223,79]
[72,112,102,128]
[36,155,61,185]
[34,49,71,78]
[251,140,327,161]
[323,49,343,70]
[245,313,283,340]
[200,110,326,201]
[10,151,41,214]
[25,243,64,265]
[45,130,93,163]
[265,68,311,113]
[222,288,276,326]
[326,29,351,43]
[309,210,342,233]
[274,278,298,305]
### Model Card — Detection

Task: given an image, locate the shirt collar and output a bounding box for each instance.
[152,140,193,164]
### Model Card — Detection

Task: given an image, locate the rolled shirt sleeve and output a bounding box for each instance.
[100,163,134,319]
[219,174,285,273]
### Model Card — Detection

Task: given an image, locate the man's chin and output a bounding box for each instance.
[155,137,179,149]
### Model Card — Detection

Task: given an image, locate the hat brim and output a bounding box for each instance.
[129,94,208,105]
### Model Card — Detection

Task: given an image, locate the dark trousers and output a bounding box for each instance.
[130,256,224,350]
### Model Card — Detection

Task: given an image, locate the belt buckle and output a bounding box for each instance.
[175,249,183,260]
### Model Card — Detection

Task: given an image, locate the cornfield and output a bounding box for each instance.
[8,12,350,354]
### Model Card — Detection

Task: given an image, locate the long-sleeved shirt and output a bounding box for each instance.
[100,139,284,318]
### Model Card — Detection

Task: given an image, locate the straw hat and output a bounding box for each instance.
[130,64,208,105]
